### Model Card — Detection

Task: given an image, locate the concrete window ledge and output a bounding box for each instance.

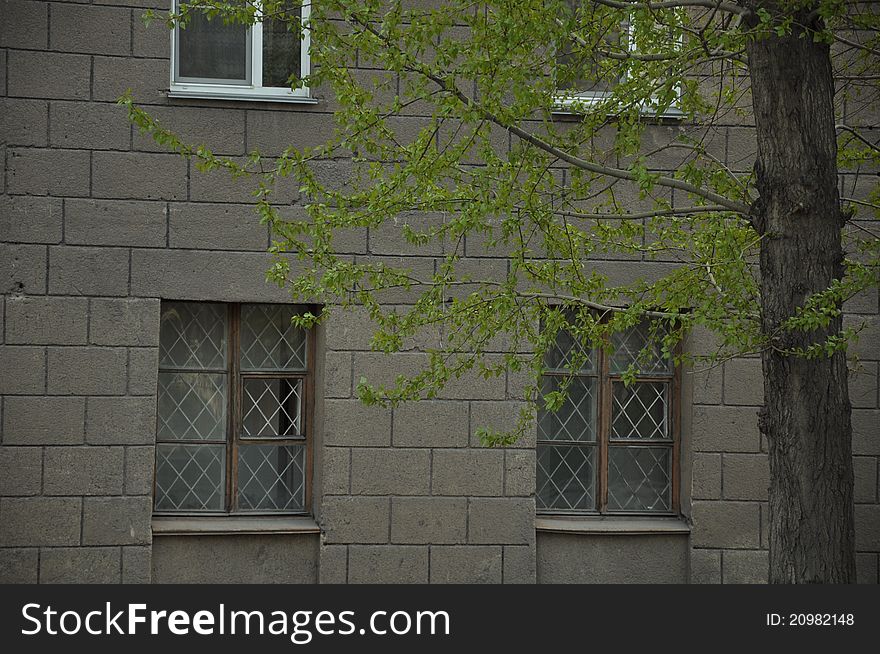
[152,516,321,537]
[535,516,691,536]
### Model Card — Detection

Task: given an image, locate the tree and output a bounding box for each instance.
[126,0,880,582]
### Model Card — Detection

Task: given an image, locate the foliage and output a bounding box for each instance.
[124,0,880,444]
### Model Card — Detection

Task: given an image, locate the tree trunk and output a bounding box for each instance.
[746,9,856,582]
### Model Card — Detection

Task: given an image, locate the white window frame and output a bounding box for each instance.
[168,0,316,103]
[552,17,683,118]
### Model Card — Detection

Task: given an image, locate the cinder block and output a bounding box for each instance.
[92,152,188,201]
[856,553,878,585]
[124,446,155,495]
[129,249,292,302]
[323,351,352,399]
[50,4,131,55]
[318,544,348,584]
[122,546,152,583]
[0,497,82,546]
[0,99,48,147]
[845,315,880,361]
[0,548,39,584]
[86,396,156,445]
[432,449,504,496]
[347,545,428,583]
[723,453,769,501]
[502,544,536,583]
[504,449,535,497]
[0,196,62,244]
[468,498,535,545]
[324,307,379,351]
[7,50,90,100]
[47,346,128,395]
[350,448,430,495]
[855,504,880,551]
[168,203,267,251]
[321,446,350,495]
[692,405,761,453]
[691,365,723,405]
[7,148,90,196]
[470,400,534,447]
[692,452,722,499]
[690,548,722,584]
[93,56,168,105]
[849,362,878,409]
[0,244,46,294]
[5,296,88,345]
[393,401,469,447]
[128,347,159,395]
[853,409,880,455]
[369,212,450,256]
[50,101,131,150]
[724,359,764,406]
[43,446,124,495]
[246,110,338,155]
[0,447,43,496]
[390,497,467,544]
[321,496,390,544]
[854,456,878,503]
[691,501,761,549]
[132,13,168,58]
[39,547,121,583]
[90,298,160,347]
[430,545,502,583]
[0,0,48,49]
[3,396,84,444]
[48,245,130,297]
[726,126,758,172]
[722,550,769,584]
[323,399,392,447]
[65,199,167,247]
[189,162,269,204]
[133,106,246,156]
[82,496,152,545]
[0,347,46,394]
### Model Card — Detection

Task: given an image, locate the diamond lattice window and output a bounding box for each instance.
[537,316,677,514]
[154,302,312,514]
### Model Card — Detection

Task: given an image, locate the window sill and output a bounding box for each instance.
[152,515,320,537]
[536,515,690,535]
[551,95,684,121]
[168,84,319,104]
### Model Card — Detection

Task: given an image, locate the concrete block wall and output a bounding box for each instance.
[1,0,878,583]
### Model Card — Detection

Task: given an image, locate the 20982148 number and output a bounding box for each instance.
[766,613,855,626]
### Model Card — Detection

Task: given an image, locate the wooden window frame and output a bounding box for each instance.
[537,322,680,517]
[153,302,315,517]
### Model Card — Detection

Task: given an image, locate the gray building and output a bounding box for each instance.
[0,0,878,584]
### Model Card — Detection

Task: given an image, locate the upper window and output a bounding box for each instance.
[536,318,679,515]
[154,302,314,515]
[169,0,313,103]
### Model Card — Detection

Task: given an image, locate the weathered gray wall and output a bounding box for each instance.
[1,0,878,584]
[152,535,319,583]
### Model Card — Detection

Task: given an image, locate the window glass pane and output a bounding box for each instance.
[178,12,248,81]
[242,378,302,438]
[262,2,301,87]
[611,381,668,439]
[159,302,227,370]
[544,327,594,373]
[607,446,671,512]
[155,443,225,511]
[240,304,307,370]
[158,372,228,440]
[537,444,596,511]
[538,375,597,441]
[557,1,623,95]
[609,321,671,375]
[238,444,305,511]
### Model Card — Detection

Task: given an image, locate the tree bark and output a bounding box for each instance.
[745,7,856,582]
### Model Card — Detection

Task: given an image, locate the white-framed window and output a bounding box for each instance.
[552,9,682,117]
[169,0,314,103]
